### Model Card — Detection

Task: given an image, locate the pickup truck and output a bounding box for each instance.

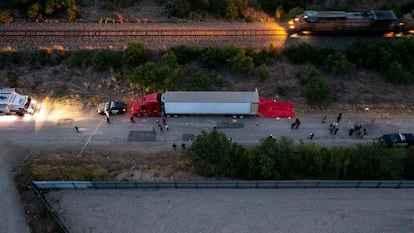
[382,133,414,147]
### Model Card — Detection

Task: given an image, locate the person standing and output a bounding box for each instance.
[294,118,301,129]
[337,113,343,123]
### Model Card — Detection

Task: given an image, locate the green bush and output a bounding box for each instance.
[255,136,296,179]
[3,51,24,64]
[385,61,413,83]
[302,76,329,104]
[7,71,19,87]
[0,10,13,23]
[189,72,211,90]
[255,64,269,82]
[167,0,192,18]
[126,62,160,93]
[283,43,315,64]
[159,65,185,91]
[6,0,80,22]
[200,46,225,68]
[403,147,414,179]
[323,52,352,74]
[189,130,249,177]
[227,51,254,75]
[92,50,123,71]
[189,133,410,180]
[123,42,148,67]
[169,45,201,65]
[287,7,304,19]
[69,50,93,68]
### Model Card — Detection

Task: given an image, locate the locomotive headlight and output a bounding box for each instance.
[295,17,299,22]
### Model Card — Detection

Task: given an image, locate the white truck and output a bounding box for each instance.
[0,88,38,116]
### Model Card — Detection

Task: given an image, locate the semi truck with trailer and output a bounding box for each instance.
[131,90,260,117]
[0,88,38,116]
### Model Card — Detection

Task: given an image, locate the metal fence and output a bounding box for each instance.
[33,180,414,190]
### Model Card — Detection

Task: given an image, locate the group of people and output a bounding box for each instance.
[349,124,367,138]
[153,118,169,133]
[326,113,342,135]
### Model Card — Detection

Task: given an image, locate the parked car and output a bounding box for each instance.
[97,101,127,115]
[382,133,414,147]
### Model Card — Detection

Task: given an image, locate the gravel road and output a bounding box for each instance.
[48,188,414,233]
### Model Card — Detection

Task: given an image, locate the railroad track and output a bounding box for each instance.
[0,29,287,37]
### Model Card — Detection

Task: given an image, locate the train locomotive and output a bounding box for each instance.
[288,10,400,35]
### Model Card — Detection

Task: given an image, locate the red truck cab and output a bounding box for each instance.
[131,93,162,117]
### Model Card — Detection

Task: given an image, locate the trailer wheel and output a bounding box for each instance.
[16,111,24,116]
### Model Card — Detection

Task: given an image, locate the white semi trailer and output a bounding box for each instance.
[0,88,38,115]
[131,90,260,117]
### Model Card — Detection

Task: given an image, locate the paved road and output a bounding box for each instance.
[1,106,414,232]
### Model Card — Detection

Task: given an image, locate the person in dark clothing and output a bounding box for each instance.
[348,127,354,136]
[337,113,342,123]
[294,119,301,129]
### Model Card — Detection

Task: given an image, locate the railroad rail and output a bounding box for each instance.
[0,29,287,37]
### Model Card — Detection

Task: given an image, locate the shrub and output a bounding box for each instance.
[385,61,413,83]
[69,50,93,68]
[323,52,352,74]
[255,64,269,82]
[169,45,201,65]
[126,62,159,93]
[167,0,192,18]
[287,7,304,19]
[302,76,329,104]
[283,43,315,64]
[7,71,19,87]
[403,147,414,179]
[189,72,211,90]
[227,51,254,75]
[200,46,225,68]
[255,136,296,179]
[0,10,13,23]
[189,130,248,177]
[123,42,148,67]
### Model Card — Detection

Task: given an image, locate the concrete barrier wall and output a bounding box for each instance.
[33,180,414,190]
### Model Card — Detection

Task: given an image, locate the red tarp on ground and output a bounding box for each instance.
[258,98,295,118]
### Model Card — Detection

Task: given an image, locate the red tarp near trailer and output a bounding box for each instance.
[258,98,295,118]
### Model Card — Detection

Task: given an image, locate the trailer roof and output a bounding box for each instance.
[162,91,260,103]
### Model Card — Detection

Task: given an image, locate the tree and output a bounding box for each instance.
[125,62,159,93]
[123,42,148,67]
[255,136,295,179]
[302,76,329,104]
[189,130,248,177]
